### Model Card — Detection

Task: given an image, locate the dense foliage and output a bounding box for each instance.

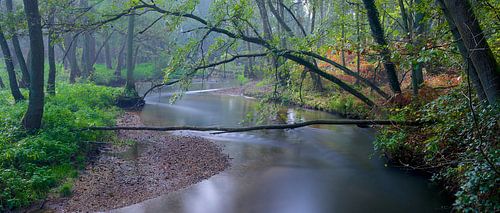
[375,85,499,211]
[0,84,120,210]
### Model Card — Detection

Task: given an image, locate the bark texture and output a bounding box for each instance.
[125,13,136,91]
[437,0,486,101]
[442,0,500,105]
[0,24,24,102]
[362,0,402,94]
[22,0,45,131]
[47,11,56,95]
[6,0,30,88]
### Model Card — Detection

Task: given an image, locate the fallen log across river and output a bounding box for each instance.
[81,119,430,134]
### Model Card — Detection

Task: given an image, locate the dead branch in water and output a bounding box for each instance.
[82,119,429,134]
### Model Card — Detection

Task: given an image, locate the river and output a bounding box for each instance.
[114,83,450,213]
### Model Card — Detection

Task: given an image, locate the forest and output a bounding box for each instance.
[0,0,498,212]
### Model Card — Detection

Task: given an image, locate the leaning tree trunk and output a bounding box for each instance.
[47,10,56,95]
[125,12,136,92]
[441,0,500,105]
[436,0,486,101]
[65,34,81,83]
[21,0,45,131]
[362,0,401,94]
[5,0,30,88]
[0,24,24,102]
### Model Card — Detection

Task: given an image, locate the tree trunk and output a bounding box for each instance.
[308,0,323,91]
[284,53,375,106]
[245,28,255,79]
[115,40,126,78]
[91,31,114,66]
[65,34,81,83]
[80,0,93,78]
[0,25,24,102]
[89,34,96,66]
[441,0,500,105]
[105,36,113,69]
[5,0,30,88]
[85,119,427,133]
[47,10,56,95]
[132,45,140,69]
[125,12,136,92]
[398,0,410,33]
[0,75,4,88]
[411,0,424,96]
[341,0,346,67]
[362,0,401,94]
[436,0,486,101]
[356,3,361,85]
[21,0,45,131]
[256,0,283,84]
[255,0,273,40]
[81,33,93,78]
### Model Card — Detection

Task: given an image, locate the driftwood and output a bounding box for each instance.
[83,119,427,134]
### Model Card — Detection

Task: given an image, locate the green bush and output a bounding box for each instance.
[376,86,499,211]
[0,83,120,211]
[58,180,74,197]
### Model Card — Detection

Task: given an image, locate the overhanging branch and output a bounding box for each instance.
[131,2,376,106]
[142,52,269,98]
[294,50,391,100]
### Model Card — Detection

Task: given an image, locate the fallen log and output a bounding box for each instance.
[82,119,428,134]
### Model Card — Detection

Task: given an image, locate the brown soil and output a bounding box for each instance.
[46,112,230,212]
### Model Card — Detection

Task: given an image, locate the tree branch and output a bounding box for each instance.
[294,50,391,99]
[142,52,269,98]
[267,0,295,36]
[133,2,376,106]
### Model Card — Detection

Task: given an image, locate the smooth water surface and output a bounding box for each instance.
[114,84,450,213]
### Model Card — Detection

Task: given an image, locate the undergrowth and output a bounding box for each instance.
[0,83,120,210]
[375,85,499,211]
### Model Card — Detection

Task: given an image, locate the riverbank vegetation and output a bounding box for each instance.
[0,0,498,211]
[0,84,119,210]
[376,86,499,211]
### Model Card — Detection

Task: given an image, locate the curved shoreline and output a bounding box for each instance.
[46,112,230,212]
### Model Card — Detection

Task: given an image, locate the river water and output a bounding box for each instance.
[114,83,450,213]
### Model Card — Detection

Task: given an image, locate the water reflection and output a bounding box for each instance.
[114,87,450,213]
